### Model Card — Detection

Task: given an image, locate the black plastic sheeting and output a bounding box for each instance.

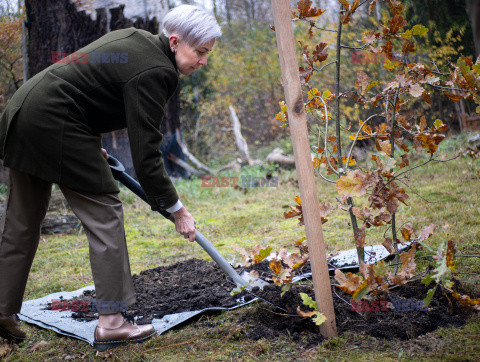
[18,241,412,345]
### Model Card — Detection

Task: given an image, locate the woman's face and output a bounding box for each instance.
[170,36,215,75]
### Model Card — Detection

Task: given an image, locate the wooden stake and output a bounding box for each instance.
[271,0,337,337]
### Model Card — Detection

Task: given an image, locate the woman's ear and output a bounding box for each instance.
[169,35,179,53]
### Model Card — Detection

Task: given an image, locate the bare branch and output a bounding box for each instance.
[340,43,370,51]
[395,178,439,204]
[358,0,371,8]
[426,83,479,94]
[317,171,337,184]
[322,94,340,176]
[344,113,383,168]
[432,155,460,162]
[313,60,337,72]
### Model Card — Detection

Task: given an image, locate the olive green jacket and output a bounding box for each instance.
[0,28,179,211]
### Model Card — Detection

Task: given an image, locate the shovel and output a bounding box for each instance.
[107,155,267,290]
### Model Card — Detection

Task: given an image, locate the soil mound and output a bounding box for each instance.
[244,279,467,343]
[47,258,471,342]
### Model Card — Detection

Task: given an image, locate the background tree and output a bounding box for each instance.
[466,0,480,58]
[0,0,24,112]
[0,0,24,183]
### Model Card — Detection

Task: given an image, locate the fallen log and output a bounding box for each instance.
[175,130,212,174]
[229,105,253,165]
[166,152,203,177]
[266,148,295,167]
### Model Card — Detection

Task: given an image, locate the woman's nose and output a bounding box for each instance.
[199,56,207,66]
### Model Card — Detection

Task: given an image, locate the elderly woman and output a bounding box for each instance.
[0,5,221,351]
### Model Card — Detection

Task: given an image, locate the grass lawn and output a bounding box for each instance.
[2,132,480,360]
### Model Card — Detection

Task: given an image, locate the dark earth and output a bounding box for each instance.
[46,258,473,343]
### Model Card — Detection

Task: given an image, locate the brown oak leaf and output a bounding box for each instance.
[417,224,436,242]
[356,71,371,95]
[297,0,326,18]
[312,42,329,63]
[382,237,395,254]
[409,83,424,98]
[335,269,363,295]
[375,139,391,155]
[401,222,415,241]
[336,170,375,197]
[399,154,409,168]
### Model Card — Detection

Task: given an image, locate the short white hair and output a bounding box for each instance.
[162,5,222,47]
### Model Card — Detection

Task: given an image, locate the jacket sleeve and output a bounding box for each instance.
[123,66,179,211]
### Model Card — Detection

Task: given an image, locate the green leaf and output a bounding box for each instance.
[308,88,319,99]
[230,285,246,295]
[253,246,272,263]
[260,246,273,258]
[434,119,443,129]
[312,312,327,326]
[432,258,449,282]
[365,80,379,93]
[300,293,318,310]
[352,281,371,300]
[412,24,428,36]
[473,64,480,76]
[281,283,291,297]
[444,279,454,289]
[322,90,332,99]
[373,260,388,276]
[403,29,413,38]
[422,273,434,286]
[383,59,402,70]
[423,284,437,306]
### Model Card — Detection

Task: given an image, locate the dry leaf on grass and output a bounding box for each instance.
[0,343,14,357]
[29,340,49,352]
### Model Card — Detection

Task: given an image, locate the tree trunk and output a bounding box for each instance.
[212,0,218,19]
[466,0,480,58]
[25,0,107,77]
[225,0,232,26]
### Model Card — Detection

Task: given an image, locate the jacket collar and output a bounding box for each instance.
[159,34,178,72]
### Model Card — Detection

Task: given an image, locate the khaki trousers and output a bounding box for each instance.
[0,169,135,315]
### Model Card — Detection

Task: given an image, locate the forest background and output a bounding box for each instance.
[0,0,478,166]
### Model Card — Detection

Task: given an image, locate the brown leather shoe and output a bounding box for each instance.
[0,314,26,342]
[93,319,155,351]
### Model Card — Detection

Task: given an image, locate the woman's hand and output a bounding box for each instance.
[172,207,196,242]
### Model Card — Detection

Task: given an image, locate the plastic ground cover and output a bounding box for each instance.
[18,241,412,345]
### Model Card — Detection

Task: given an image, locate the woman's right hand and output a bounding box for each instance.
[172,207,196,242]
